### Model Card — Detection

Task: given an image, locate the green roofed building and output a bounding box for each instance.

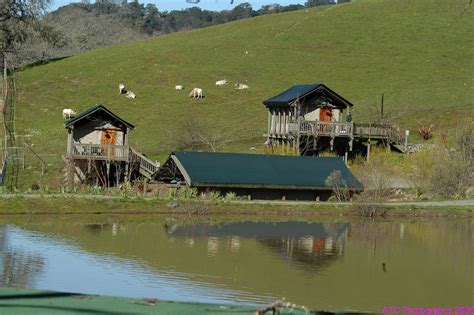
[155,151,363,201]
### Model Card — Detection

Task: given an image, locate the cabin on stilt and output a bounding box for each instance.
[263,84,403,157]
[63,104,159,187]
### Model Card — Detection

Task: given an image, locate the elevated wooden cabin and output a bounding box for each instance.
[263,84,402,156]
[64,105,159,187]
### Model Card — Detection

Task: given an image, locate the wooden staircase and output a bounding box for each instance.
[129,147,160,180]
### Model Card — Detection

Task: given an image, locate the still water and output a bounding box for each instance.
[0,216,471,312]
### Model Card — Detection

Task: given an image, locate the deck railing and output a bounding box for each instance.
[298,121,353,137]
[71,143,129,161]
[353,123,402,143]
[129,147,160,176]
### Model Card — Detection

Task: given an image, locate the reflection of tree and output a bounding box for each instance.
[0,225,45,288]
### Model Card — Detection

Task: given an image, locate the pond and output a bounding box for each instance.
[0,215,471,312]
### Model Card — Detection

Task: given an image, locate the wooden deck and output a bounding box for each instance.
[275,121,402,144]
[68,143,160,179]
[70,143,130,161]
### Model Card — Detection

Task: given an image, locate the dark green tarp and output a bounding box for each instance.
[162,151,363,191]
[263,84,354,108]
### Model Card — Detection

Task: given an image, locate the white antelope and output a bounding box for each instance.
[235,82,249,90]
[62,108,76,120]
[188,88,203,99]
[215,80,228,86]
[125,91,136,99]
[119,83,125,94]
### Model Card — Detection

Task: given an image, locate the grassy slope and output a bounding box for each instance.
[15,0,473,188]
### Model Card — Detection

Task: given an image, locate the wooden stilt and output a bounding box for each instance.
[124,162,129,183]
[106,161,110,188]
[367,124,372,162]
[67,158,74,189]
[367,140,371,162]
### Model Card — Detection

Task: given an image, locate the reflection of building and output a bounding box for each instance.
[165,221,349,271]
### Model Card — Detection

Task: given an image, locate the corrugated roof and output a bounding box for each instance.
[263,84,354,108]
[64,104,135,129]
[159,151,363,191]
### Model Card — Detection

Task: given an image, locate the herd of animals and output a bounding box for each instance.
[62,80,249,120]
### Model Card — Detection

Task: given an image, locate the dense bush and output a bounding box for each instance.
[410,125,473,198]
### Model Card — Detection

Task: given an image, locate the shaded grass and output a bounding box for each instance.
[0,196,471,218]
[13,0,474,189]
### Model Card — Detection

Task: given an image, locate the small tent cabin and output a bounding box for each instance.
[263,84,402,156]
[264,84,354,156]
[154,151,363,201]
[64,104,159,187]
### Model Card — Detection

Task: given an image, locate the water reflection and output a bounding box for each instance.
[165,221,349,272]
[0,217,471,312]
[0,225,45,289]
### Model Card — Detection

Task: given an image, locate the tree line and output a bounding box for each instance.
[2,0,350,67]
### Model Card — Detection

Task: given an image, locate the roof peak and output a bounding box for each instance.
[263,83,353,108]
[64,104,135,129]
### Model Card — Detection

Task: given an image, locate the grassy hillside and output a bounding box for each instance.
[14,0,474,189]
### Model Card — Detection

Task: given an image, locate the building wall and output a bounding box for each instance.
[72,120,125,145]
[304,108,341,122]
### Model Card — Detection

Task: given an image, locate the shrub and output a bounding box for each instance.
[410,125,473,198]
[176,187,198,199]
[350,148,392,216]
[200,190,222,201]
[224,191,238,201]
[325,170,350,202]
[418,125,434,140]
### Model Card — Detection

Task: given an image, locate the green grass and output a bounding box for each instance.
[13,0,474,189]
[0,195,471,218]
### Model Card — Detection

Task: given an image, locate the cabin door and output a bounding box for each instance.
[101,129,117,156]
[319,108,332,122]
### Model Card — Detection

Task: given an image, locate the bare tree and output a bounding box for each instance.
[325,170,351,201]
[0,0,64,67]
[173,117,232,152]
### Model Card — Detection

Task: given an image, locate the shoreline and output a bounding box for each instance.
[0,194,471,218]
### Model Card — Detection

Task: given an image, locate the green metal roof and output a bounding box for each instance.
[0,287,353,314]
[263,84,354,108]
[160,151,363,191]
[64,104,135,129]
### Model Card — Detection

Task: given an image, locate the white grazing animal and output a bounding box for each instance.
[175,85,184,90]
[62,108,76,120]
[188,88,203,99]
[119,83,125,94]
[235,83,249,90]
[215,80,228,86]
[125,91,136,99]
